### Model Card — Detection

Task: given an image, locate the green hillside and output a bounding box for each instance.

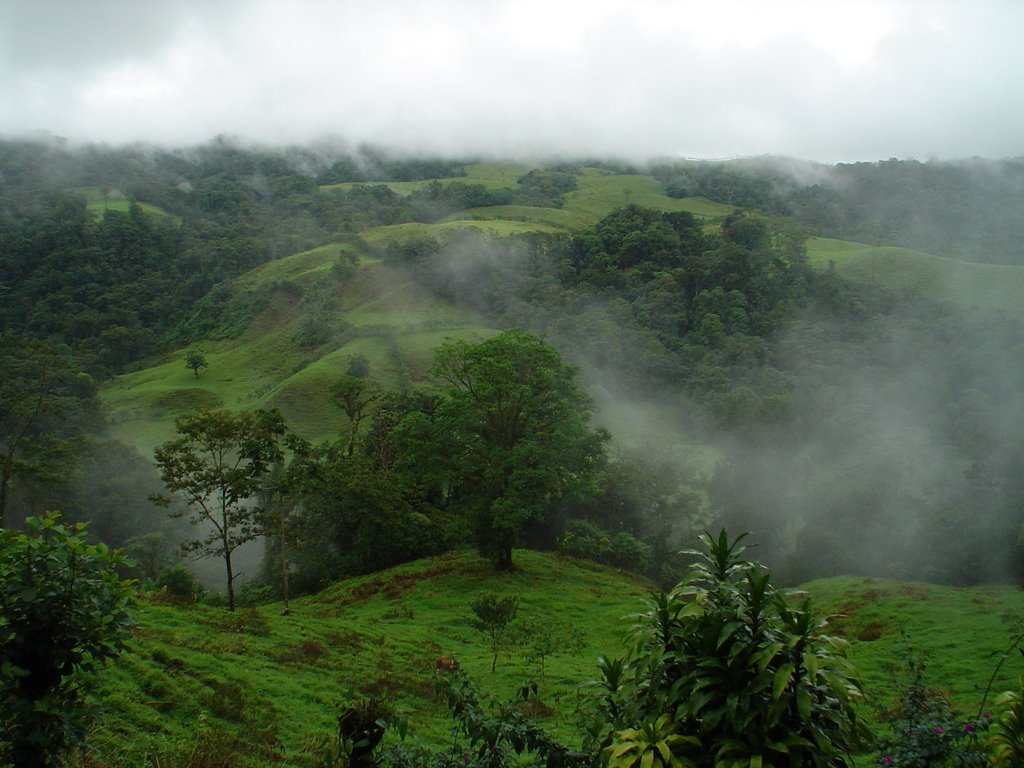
[100,162,1024,460]
[71,186,176,221]
[84,552,1024,767]
[86,550,651,766]
[808,237,1024,315]
[102,243,493,453]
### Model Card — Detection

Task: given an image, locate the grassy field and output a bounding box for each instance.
[71,186,176,221]
[807,237,1024,316]
[101,246,493,453]
[82,551,1024,767]
[85,550,652,766]
[319,163,531,196]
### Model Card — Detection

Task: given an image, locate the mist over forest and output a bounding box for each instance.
[1,136,1022,591]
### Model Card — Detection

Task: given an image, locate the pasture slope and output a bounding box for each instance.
[84,550,1024,767]
[100,162,1024,459]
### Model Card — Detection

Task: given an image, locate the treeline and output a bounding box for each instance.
[652,156,1024,265]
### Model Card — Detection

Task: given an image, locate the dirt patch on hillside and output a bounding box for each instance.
[328,555,488,606]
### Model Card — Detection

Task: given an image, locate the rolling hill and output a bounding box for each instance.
[100,162,1024,459]
[84,550,1024,767]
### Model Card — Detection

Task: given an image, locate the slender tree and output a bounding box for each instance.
[152,409,284,611]
[330,375,382,456]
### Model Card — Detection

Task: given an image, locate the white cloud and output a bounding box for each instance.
[0,0,1020,160]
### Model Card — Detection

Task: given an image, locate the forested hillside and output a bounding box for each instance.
[2,137,1024,767]
[2,137,1022,589]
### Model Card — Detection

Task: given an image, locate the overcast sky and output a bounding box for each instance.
[1,0,1021,162]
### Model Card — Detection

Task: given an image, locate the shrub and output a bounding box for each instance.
[594,530,872,767]
[155,563,202,602]
[0,513,134,768]
[873,651,986,767]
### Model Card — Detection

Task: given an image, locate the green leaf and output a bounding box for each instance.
[773,663,794,700]
[796,688,812,721]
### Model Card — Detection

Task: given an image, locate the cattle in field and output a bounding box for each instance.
[435,656,459,671]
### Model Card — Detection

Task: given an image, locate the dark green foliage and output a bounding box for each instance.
[558,519,652,575]
[378,673,594,768]
[399,330,608,569]
[594,530,871,767]
[653,157,1024,265]
[514,169,579,207]
[0,335,100,527]
[185,348,209,378]
[0,513,134,768]
[279,440,445,591]
[330,376,382,456]
[155,563,203,602]
[346,353,371,378]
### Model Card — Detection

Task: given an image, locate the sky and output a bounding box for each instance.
[1,0,1021,162]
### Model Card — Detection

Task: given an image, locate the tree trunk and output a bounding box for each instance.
[495,545,515,571]
[225,550,235,612]
[279,511,290,615]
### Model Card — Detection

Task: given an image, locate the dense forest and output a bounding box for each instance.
[1,137,1022,592]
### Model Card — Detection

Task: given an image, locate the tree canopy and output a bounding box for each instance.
[399,329,608,569]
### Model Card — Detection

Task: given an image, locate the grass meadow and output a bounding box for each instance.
[83,551,1024,767]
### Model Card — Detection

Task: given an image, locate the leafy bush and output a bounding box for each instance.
[988,680,1024,767]
[593,530,871,767]
[559,519,652,575]
[0,513,134,768]
[874,651,986,767]
[155,563,203,602]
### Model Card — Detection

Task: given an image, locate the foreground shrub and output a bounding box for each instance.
[873,650,987,767]
[594,530,871,767]
[0,513,133,768]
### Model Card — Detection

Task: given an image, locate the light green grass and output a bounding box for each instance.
[319,163,531,196]
[563,169,734,222]
[439,205,588,232]
[805,575,1024,715]
[234,242,351,289]
[808,237,1024,316]
[101,256,493,455]
[71,186,176,221]
[87,550,652,766]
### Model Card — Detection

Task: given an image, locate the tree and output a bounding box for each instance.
[281,440,440,589]
[330,375,381,456]
[470,592,519,673]
[513,616,586,683]
[595,530,871,767]
[0,513,133,768]
[411,329,607,570]
[185,349,209,378]
[152,409,285,611]
[0,336,98,527]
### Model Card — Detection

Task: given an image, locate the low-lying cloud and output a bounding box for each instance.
[1,0,1020,161]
